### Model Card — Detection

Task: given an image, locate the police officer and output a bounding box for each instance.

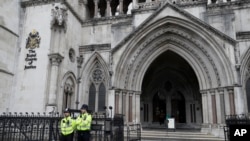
[76,104,92,141]
[60,108,75,141]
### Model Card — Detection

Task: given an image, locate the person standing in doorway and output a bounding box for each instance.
[60,108,75,141]
[76,104,92,141]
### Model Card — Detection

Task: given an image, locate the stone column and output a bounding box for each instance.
[228,87,235,115]
[115,90,120,114]
[215,90,222,124]
[218,88,225,123]
[210,90,217,124]
[94,0,99,18]
[125,91,129,123]
[135,92,140,123]
[207,91,213,124]
[76,56,84,109]
[118,90,123,114]
[119,0,124,15]
[47,53,64,112]
[128,92,133,122]
[122,91,127,121]
[224,88,231,116]
[106,0,111,17]
[201,91,208,124]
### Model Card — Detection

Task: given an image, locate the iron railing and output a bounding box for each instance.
[0,111,126,141]
[126,123,141,141]
[224,114,250,141]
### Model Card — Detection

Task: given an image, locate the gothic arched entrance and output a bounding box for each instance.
[141,50,201,127]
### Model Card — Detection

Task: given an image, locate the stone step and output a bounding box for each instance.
[125,129,225,141]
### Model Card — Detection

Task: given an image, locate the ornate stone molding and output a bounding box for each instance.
[48,53,64,66]
[125,27,225,89]
[79,44,111,52]
[91,62,105,84]
[82,15,132,27]
[21,0,63,8]
[51,3,68,32]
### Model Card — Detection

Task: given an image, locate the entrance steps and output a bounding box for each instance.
[140,129,224,141]
[126,129,225,141]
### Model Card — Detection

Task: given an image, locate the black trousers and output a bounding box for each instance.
[77,130,90,141]
[61,132,74,141]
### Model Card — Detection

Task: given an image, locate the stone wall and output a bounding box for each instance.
[0,0,20,113]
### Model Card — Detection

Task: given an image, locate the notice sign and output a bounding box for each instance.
[168,118,175,129]
[229,125,250,141]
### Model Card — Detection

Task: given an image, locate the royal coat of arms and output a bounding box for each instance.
[26,29,41,49]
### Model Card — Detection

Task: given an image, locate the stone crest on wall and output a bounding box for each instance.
[26,29,41,49]
[51,4,68,31]
[25,29,40,69]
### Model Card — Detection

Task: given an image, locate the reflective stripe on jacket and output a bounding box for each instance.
[60,117,75,135]
[76,113,92,131]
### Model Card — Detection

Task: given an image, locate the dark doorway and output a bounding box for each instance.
[141,50,200,125]
[153,92,166,123]
[171,91,186,123]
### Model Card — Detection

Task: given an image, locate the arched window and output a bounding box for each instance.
[88,83,96,112]
[63,78,75,110]
[98,83,106,112]
[246,78,250,112]
[88,61,107,113]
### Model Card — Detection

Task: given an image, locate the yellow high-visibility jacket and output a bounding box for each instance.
[76,113,92,131]
[60,116,76,135]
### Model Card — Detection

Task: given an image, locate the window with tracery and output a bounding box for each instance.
[88,62,107,113]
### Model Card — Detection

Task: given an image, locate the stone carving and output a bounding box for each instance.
[64,83,74,95]
[92,63,105,83]
[26,29,41,49]
[51,4,68,31]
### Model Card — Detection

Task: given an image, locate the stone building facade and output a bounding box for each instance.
[1,0,250,137]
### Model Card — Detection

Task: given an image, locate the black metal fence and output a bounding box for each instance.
[126,124,141,141]
[224,114,250,141]
[0,111,126,141]
[0,112,61,141]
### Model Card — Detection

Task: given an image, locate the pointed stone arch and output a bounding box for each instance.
[80,52,110,111]
[113,16,235,91]
[58,72,77,113]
